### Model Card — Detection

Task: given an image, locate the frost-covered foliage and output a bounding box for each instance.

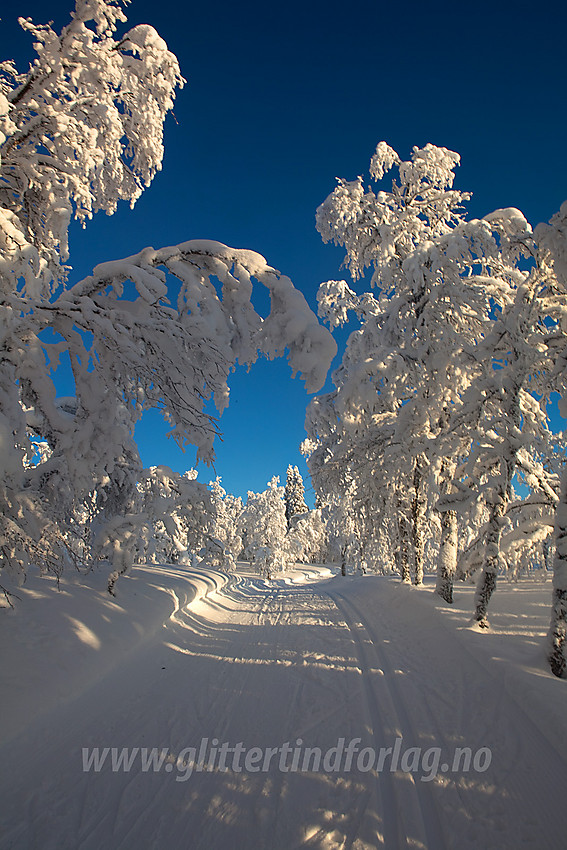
[311,143,498,588]
[0,0,184,292]
[134,466,212,565]
[237,474,327,575]
[322,491,363,576]
[307,141,564,640]
[285,507,328,566]
[206,478,244,570]
[239,477,289,578]
[532,203,567,676]
[0,0,335,589]
[0,0,183,586]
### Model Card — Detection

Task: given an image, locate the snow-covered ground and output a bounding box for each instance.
[1,564,566,849]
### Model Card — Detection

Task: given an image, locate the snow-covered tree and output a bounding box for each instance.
[284,465,308,529]
[532,203,567,676]
[0,0,336,589]
[323,489,363,576]
[308,141,560,615]
[308,143,486,585]
[134,466,212,565]
[285,507,328,565]
[238,477,288,577]
[0,0,184,289]
[433,209,561,624]
[206,478,244,570]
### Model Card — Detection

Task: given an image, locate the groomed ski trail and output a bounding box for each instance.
[0,569,565,850]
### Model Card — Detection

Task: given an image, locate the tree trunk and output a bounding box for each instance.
[548,469,567,677]
[436,458,458,604]
[473,372,523,625]
[474,496,506,627]
[411,455,427,586]
[397,512,411,583]
[436,508,457,603]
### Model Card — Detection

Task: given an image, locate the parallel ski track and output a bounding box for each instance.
[326,587,448,850]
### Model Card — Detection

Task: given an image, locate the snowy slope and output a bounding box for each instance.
[0,565,566,849]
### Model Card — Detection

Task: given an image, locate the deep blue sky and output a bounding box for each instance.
[2,0,566,503]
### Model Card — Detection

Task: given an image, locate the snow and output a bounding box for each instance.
[1,565,566,849]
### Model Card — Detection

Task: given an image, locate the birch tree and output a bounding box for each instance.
[238,477,289,577]
[0,0,336,589]
[309,141,559,613]
[533,203,567,676]
[308,143,493,586]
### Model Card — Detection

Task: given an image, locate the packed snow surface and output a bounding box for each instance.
[1,565,566,849]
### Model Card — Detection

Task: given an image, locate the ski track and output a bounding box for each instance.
[326,579,567,850]
[326,589,445,850]
[0,571,566,850]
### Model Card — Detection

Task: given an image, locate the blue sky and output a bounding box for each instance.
[2,0,567,503]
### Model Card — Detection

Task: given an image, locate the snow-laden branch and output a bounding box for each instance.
[0,0,184,295]
[0,1,336,587]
